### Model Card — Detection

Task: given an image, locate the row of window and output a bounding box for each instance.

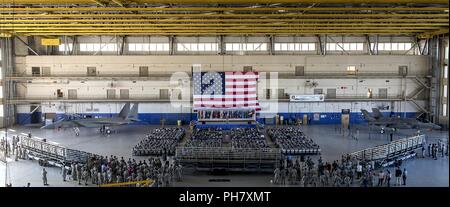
[370,43,413,51]
[177,43,218,52]
[326,43,364,51]
[59,42,416,52]
[129,43,169,52]
[274,43,315,51]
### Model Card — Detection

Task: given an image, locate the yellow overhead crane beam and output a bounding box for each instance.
[0,1,447,37]
[8,29,427,34]
[417,28,449,38]
[3,27,438,30]
[2,23,447,27]
[0,7,448,12]
[1,19,447,23]
[1,0,448,4]
[1,13,447,18]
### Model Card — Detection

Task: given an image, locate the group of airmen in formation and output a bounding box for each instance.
[1,136,29,161]
[132,128,185,156]
[268,127,320,154]
[58,156,183,187]
[230,128,269,149]
[425,140,448,160]
[185,128,224,148]
[272,154,409,187]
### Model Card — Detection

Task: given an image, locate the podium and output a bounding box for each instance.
[195,108,257,129]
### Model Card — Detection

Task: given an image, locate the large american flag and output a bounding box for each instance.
[193,71,260,110]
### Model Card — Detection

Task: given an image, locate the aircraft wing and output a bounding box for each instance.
[41,120,83,129]
[411,121,442,130]
[73,119,131,128]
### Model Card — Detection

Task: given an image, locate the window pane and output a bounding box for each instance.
[128,43,136,51]
[327,43,334,51]
[233,43,240,51]
[247,44,252,51]
[350,43,356,51]
[204,43,211,51]
[274,43,281,51]
[404,43,412,50]
[199,43,205,51]
[385,43,391,50]
[343,43,350,51]
[281,43,288,51]
[259,43,267,51]
[0,104,3,117]
[309,43,315,51]
[163,43,169,51]
[391,43,398,50]
[446,46,449,60]
[357,43,364,51]
[442,85,448,98]
[150,44,157,51]
[443,104,447,117]
[444,66,448,79]
[347,65,356,71]
[286,43,293,51]
[225,44,232,51]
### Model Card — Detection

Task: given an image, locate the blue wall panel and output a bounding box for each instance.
[16,112,417,126]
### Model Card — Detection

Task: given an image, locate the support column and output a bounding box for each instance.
[428,37,442,124]
[0,37,16,127]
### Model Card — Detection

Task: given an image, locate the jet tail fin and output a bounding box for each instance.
[361,109,376,121]
[371,108,383,119]
[126,103,139,121]
[118,103,131,119]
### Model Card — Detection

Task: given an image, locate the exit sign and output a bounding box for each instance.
[41,39,60,46]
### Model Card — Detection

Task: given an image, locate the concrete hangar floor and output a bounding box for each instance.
[1,125,448,187]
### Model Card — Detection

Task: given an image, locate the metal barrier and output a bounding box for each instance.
[175,147,281,172]
[350,135,425,162]
[19,136,98,166]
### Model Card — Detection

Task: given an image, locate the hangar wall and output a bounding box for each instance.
[16,101,424,125]
[14,55,428,125]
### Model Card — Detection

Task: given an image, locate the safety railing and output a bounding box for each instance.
[350,135,425,162]
[175,147,280,171]
[19,136,98,165]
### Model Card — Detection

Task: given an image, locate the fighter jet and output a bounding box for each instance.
[41,103,140,134]
[361,108,441,132]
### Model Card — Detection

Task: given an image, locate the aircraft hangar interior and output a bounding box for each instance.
[0,0,449,190]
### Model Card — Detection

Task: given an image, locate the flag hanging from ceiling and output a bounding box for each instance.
[193,71,260,110]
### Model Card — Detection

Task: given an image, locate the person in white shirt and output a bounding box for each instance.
[356,163,363,179]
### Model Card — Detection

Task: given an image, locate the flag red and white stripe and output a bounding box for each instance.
[193,71,260,110]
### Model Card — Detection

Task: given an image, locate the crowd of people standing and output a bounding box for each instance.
[56,156,183,187]
[272,154,410,187]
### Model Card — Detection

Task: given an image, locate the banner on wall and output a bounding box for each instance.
[289,94,325,102]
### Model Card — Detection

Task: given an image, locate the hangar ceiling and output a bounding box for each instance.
[0,0,448,37]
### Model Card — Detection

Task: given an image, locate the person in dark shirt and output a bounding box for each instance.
[395,167,402,186]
